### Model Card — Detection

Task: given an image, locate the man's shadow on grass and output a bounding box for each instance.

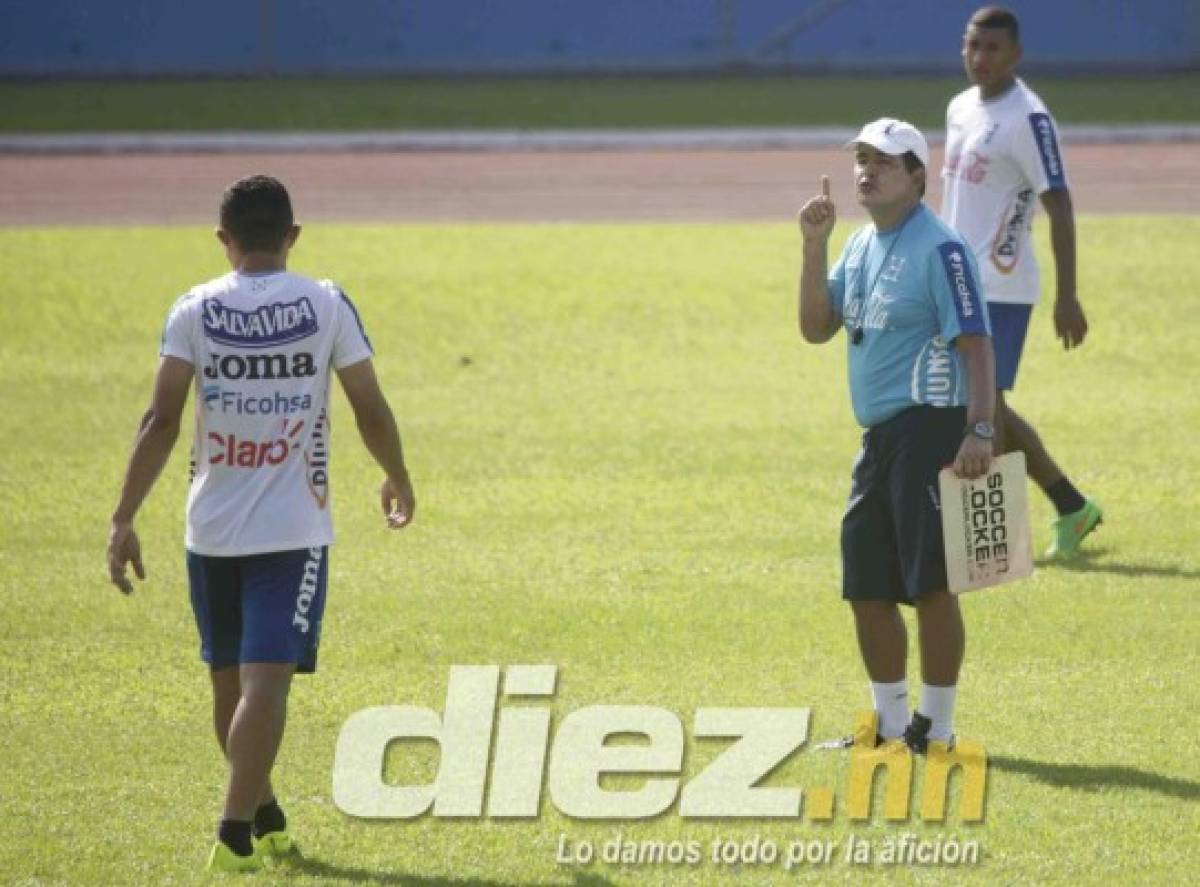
[1035,547,1200,580]
[990,755,1200,801]
[288,857,614,887]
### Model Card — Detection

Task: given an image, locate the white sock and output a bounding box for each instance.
[871,680,909,739]
[919,684,958,741]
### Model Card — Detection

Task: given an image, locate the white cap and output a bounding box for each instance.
[847,118,929,168]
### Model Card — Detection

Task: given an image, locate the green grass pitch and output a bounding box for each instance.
[3,74,1200,132]
[0,218,1197,884]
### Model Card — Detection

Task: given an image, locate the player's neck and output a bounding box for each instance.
[978,75,1018,101]
[234,253,288,274]
[870,197,922,234]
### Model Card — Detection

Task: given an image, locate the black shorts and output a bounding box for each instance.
[841,406,966,605]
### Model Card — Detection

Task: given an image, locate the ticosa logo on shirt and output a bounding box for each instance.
[203,384,313,416]
[1029,113,1064,186]
[937,245,979,324]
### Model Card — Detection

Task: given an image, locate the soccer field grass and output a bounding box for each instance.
[0,218,1196,884]
[3,73,1200,132]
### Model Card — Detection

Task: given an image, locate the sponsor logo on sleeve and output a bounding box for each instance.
[1028,113,1066,189]
[936,243,987,335]
[202,297,319,347]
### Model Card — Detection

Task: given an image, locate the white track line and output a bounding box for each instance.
[2,125,1199,154]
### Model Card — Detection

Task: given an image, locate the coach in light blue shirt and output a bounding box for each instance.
[796,118,995,755]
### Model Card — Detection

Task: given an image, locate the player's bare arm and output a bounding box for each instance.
[336,357,415,529]
[797,175,841,343]
[1040,188,1087,349]
[108,355,194,593]
[952,334,996,479]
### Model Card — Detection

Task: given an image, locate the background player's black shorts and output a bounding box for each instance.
[841,405,966,605]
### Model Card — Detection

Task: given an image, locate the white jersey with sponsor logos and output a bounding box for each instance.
[160,270,373,556]
[940,79,1068,305]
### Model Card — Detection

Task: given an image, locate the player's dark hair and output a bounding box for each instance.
[969,5,1020,45]
[219,175,294,252]
[902,151,926,197]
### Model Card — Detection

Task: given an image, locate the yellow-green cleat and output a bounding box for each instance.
[254,831,301,867]
[1046,498,1103,559]
[206,840,263,874]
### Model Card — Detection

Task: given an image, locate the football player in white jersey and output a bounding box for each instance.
[106,176,416,872]
[941,6,1102,558]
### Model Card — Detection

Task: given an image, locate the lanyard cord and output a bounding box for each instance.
[850,205,920,345]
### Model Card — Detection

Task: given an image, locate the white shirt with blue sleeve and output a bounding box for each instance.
[940,78,1068,305]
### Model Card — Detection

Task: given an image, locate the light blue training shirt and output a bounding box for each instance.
[828,202,990,428]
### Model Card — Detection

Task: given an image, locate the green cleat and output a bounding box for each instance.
[1046,498,1103,559]
[206,840,263,874]
[254,831,300,867]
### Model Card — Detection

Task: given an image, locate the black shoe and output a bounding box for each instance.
[902,713,933,754]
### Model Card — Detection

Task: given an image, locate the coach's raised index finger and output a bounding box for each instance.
[821,175,830,199]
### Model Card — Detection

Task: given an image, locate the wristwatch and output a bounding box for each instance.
[965,421,995,440]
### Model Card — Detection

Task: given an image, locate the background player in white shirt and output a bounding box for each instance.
[941,6,1102,558]
[106,176,416,872]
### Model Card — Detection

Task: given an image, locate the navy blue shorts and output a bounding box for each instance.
[186,546,328,673]
[841,406,965,605]
[988,302,1033,391]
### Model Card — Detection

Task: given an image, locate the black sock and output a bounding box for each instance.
[1045,478,1086,516]
[218,819,254,857]
[254,798,287,838]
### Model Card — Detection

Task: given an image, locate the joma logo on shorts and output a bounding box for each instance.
[202,297,318,347]
[203,351,317,381]
[292,547,323,633]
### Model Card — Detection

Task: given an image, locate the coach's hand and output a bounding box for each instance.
[1054,293,1088,349]
[107,520,145,594]
[953,434,993,480]
[381,472,416,530]
[798,175,837,244]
